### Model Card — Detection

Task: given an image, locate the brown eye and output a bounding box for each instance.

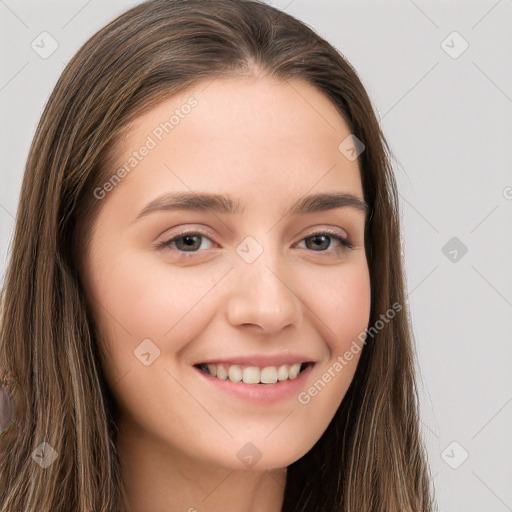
[173,234,203,251]
[299,230,353,254]
[305,234,332,251]
[158,231,215,253]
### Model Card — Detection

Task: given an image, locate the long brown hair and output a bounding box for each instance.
[0,0,436,510]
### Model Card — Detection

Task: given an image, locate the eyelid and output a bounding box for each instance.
[303,225,348,240]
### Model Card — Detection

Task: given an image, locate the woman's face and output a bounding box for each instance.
[82,74,371,471]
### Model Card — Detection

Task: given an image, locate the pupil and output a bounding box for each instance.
[182,235,200,250]
[309,234,329,250]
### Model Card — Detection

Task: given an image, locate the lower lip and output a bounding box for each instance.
[193,364,315,404]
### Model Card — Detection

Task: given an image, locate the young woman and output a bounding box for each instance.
[0,0,436,510]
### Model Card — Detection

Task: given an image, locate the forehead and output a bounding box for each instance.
[120,74,354,156]
[101,75,364,219]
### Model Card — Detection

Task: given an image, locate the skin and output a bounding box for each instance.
[81,72,371,512]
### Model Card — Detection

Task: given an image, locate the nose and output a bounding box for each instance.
[225,249,303,334]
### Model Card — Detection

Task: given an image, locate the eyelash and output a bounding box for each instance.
[156,228,354,257]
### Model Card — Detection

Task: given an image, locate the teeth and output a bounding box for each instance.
[216,364,228,380]
[243,366,261,384]
[288,363,301,379]
[228,365,242,382]
[277,365,289,381]
[199,362,305,384]
[260,366,277,384]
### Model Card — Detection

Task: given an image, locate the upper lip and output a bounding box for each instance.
[194,354,317,367]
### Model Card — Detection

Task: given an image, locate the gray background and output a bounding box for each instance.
[1,0,511,510]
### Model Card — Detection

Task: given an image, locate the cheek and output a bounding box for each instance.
[84,252,229,378]
[88,251,224,338]
[293,260,370,423]
[309,260,371,351]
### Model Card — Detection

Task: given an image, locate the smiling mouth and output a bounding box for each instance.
[194,362,313,385]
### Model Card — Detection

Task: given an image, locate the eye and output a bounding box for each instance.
[157,230,215,253]
[296,229,353,254]
[156,227,353,257]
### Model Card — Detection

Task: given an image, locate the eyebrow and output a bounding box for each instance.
[134,191,368,221]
